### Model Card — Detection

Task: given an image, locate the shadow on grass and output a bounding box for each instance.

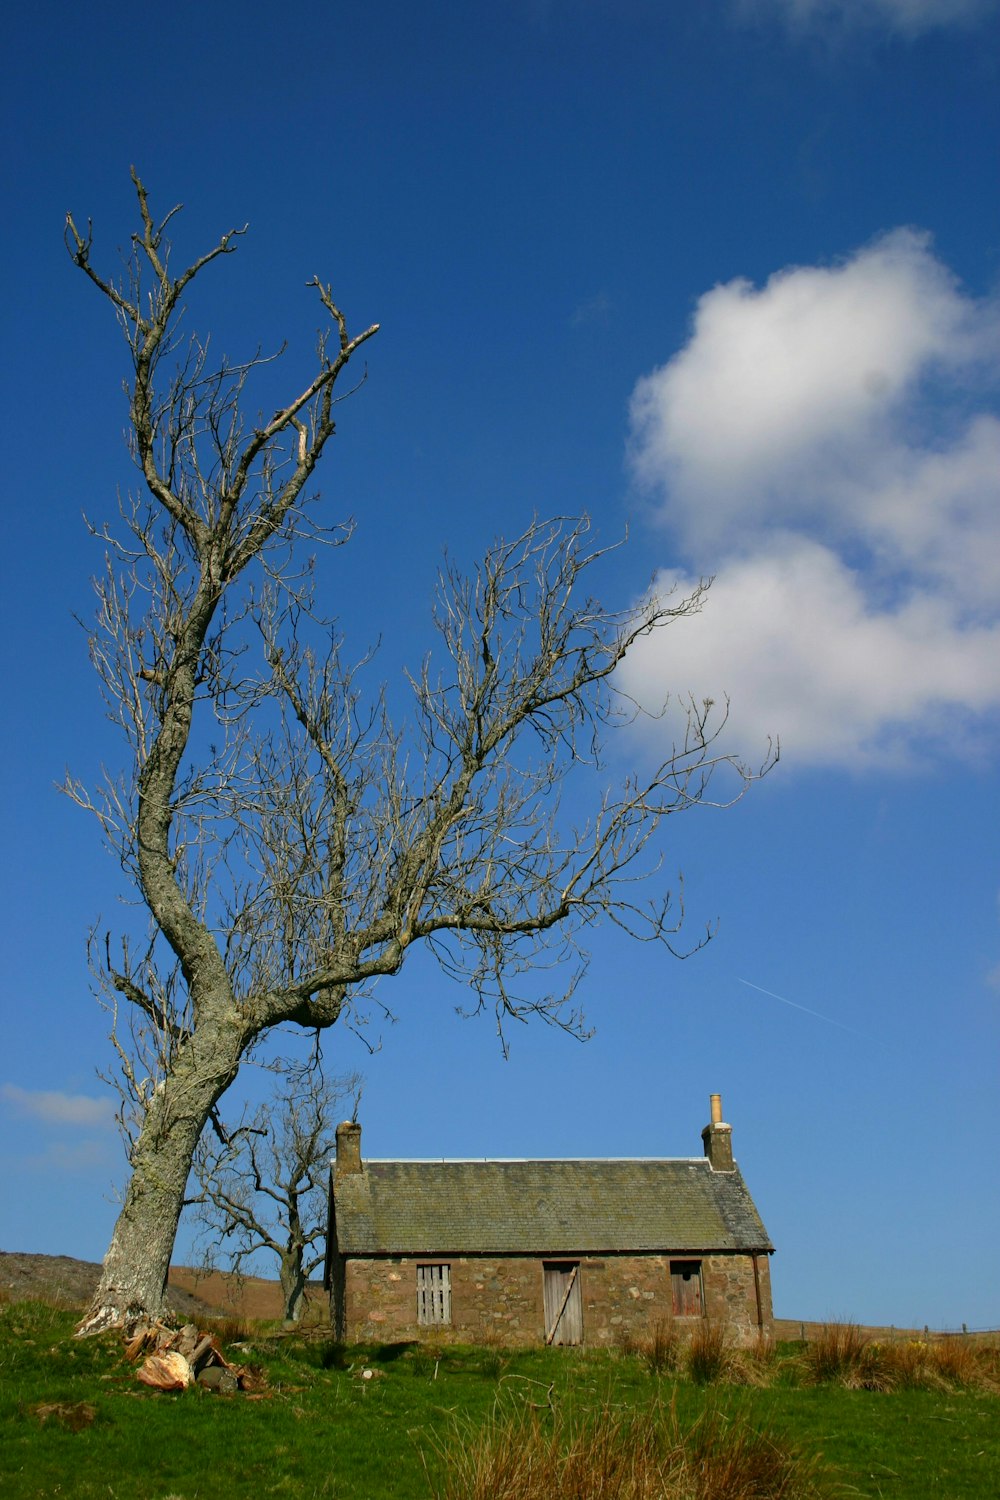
[374,1340,420,1363]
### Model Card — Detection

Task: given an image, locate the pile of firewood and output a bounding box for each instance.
[125,1321,260,1394]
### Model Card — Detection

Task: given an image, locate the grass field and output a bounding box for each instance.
[1,1300,998,1499]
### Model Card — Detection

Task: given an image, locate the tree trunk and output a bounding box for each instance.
[77,1016,246,1335]
[280,1251,306,1326]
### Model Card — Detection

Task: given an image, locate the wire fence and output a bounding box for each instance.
[774,1317,1000,1343]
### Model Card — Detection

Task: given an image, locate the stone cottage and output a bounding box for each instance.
[324,1095,773,1346]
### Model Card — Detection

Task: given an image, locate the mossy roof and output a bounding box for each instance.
[331,1158,772,1256]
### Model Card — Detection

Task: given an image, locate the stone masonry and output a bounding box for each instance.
[340,1250,772,1346]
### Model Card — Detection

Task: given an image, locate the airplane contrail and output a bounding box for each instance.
[738,977,861,1036]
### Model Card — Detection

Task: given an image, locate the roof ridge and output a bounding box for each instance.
[360,1155,710,1164]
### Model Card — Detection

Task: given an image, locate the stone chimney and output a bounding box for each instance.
[335,1120,363,1177]
[702,1093,735,1172]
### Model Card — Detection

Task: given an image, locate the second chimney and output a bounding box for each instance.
[335,1120,363,1176]
[702,1093,735,1172]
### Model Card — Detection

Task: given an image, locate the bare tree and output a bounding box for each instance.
[189,1067,360,1325]
[65,173,774,1334]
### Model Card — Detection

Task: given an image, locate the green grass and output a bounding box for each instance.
[1,1302,998,1499]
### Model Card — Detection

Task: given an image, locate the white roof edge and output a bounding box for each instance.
[360,1155,710,1165]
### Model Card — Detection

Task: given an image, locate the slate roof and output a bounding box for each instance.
[331,1158,772,1257]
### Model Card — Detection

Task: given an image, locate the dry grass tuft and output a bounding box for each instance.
[432,1398,832,1500]
[621,1322,779,1388]
[686,1407,831,1499]
[687,1322,733,1385]
[614,1326,641,1358]
[803,1325,905,1393]
[801,1323,869,1387]
[802,1323,1000,1393]
[930,1336,992,1389]
[641,1319,682,1375]
[729,1330,779,1388]
[207,1312,262,1345]
[478,1322,513,1374]
[968,1338,1000,1389]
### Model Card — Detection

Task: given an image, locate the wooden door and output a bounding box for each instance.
[543,1262,583,1345]
[670,1260,703,1317]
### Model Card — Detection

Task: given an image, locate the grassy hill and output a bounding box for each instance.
[1,1274,998,1498]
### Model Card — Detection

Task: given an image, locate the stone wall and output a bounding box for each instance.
[337,1250,772,1345]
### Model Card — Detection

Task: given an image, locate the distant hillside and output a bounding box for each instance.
[4,1253,990,1339]
[0,1252,323,1322]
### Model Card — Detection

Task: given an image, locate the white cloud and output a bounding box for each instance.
[629,229,993,555]
[625,233,1000,769]
[849,417,1000,610]
[620,541,1000,768]
[748,0,996,35]
[0,1083,115,1128]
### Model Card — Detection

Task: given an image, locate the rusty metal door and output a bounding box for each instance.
[543,1262,582,1345]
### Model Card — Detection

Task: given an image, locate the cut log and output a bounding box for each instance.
[189,1334,219,1372]
[124,1328,151,1363]
[136,1350,193,1391]
[174,1324,201,1359]
[124,1319,174,1361]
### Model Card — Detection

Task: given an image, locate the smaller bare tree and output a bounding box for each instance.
[189,1067,361,1324]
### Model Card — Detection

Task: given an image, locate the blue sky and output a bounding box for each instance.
[1,0,998,1329]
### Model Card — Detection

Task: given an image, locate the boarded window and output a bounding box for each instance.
[670,1260,703,1317]
[416,1263,452,1326]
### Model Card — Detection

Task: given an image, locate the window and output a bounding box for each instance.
[416,1263,452,1326]
[670,1260,703,1317]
